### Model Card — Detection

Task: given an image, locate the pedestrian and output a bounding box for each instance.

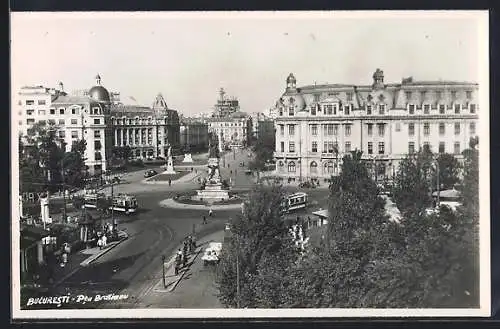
[191,167,193,172]
[230,170,233,175]
[102,234,107,248]
[60,252,68,267]
[208,208,213,217]
[307,216,311,229]
[168,179,171,186]
[187,236,193,253]
[182,249,187,267]
[192,235,197,249]
[203,215,207,224]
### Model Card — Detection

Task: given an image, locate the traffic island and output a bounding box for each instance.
[159,198,243,210]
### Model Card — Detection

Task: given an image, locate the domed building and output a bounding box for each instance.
[272,69,480,184]
[89,74,111,104]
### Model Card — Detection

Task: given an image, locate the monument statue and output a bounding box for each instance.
[167,145,172,158]
[208,134,220,159]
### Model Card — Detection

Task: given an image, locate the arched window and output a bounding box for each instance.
[324,161,334,174]
[288,161,296,173]
[278,161,284,172]
[289,106,294,116]
[310,161,318,174]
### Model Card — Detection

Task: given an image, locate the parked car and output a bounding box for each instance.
[144,169,158,178]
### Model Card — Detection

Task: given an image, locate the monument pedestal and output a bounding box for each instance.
[194,183,230,202]
[164,156,176,174]
[182,153,193,163]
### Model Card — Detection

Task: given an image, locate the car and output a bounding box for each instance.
[144,169,158,178]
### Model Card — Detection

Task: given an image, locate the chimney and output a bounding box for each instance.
[58,81,64,92]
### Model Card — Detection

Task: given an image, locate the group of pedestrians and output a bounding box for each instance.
[174,235,197,275]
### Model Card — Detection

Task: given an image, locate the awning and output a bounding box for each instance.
[432,189,460,199]
[312,209,329,219]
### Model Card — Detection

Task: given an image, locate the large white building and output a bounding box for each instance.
[17,75,113,174]
[272,69,480,183]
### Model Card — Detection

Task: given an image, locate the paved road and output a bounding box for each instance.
[42,148,330,309]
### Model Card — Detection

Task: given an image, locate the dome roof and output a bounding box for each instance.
[88,73,110,103]
[282,94,306,111]
[89,85,111,103]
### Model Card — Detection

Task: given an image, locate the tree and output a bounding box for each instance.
[216,184,300,308]
[392,148,434,217]
[433,153,462,190]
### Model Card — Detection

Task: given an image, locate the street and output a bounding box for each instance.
[29,148,330,309]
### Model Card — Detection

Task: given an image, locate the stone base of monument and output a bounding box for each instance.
[182,153,193,163]
[193,183,230,202]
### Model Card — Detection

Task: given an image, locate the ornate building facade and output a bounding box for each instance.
[110,93,180,159]
[207,111,252,149]
[272,70,480,182]
[17,75,114,174]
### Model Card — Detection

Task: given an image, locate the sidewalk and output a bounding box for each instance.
[51,230,129,288]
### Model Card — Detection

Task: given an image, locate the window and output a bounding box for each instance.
[454,104,461,114]
[26,100,34,105]
[367,124,373,136]
[327,124,334,136]
[408,104,415,114]
[280,141,285,152]
[439,123,445,135]
[344,104,350,115]
[310,105,317,116]
[439,104,445,114]
[325,162,334,174]
[423,104,430,114]
[325,105,333,115]
[470,104,476,114]
[48,119,55,125]
[454,142,461,155]
[38,120,46,126]
[38,110,46,115]
[58,130,65,138]
[421,90,427,99]
[71,130,78,138]
[327,142,335,154]
[26,110,34,116]
[378,124,385,137]
[311,141,318,153]
[289,142,295,153]
[405,91,412,100]
[466,91,472,99]
[408,123,415,136]
[94,118,100,125]
[345,125,351,136]
[379,104,386,115]
[314,94,320,102]
[470,122,476,135]
[94,130,101,138]
[94,140,102,150]
[59,108,65,114]
[395,123,401,132]
[50,108,55,115]
[311,124,318,136]
[436,91,442,99]
[451,91,457,99]
[378,142,385,154]
[58,119,65,125]
[288,107,294,116]
[71,108,79,115]
[288,161,296,173]
[95,152,102,161]
[323,141,328,153]
[408,142,415,154]
[310,161,318,174]
[71,119,78,125]
[346,92,353,101]
[279,108,283,116]
[439,142,445,154]
[423,142,431,152]
[424,123,430,136]
[38,100,46,105]
[366,105,372,115]
[368,142,373,154]
[26,118,35,124]
[345,142,351,153]
[454,123,461,135]
[279,125,284,136]
[288,125,295,136]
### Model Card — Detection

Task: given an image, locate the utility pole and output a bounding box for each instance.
[236,234,240,308]
[60,159,67,223]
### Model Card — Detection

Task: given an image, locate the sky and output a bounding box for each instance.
[11,11,487,116]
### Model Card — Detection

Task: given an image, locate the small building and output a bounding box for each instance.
[20,224,50,281]
[311,209,329,228]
